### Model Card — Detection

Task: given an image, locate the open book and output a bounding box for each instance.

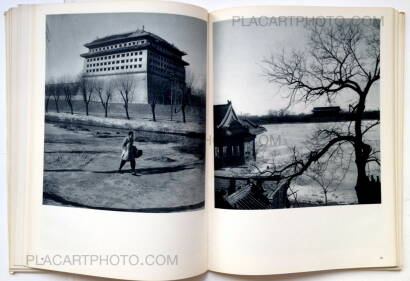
[6,1,405,280]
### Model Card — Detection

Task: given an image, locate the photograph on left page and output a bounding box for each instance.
[43,13,206,212]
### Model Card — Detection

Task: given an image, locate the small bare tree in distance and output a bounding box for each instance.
[96,79,114,118]
[150,77,169,122]
[116,75,136,120]
[306,151,350,205]
[78,73,95,116]
[45,80,55,113]
[51,81,62,113]
[150,91,158,122]
[61,77,79,115]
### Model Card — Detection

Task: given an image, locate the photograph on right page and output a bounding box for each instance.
[213,17,381,209]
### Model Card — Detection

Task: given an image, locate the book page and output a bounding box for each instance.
[6,5,41,272]
[22,1,208,280]
[207,6,400,275]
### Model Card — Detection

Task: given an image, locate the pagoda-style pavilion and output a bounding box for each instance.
[214,101,265,169]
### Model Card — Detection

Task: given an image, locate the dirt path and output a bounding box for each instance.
[43,123,205,212]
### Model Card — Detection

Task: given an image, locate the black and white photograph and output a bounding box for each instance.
[43,13,206,212]
[214,17,381,209]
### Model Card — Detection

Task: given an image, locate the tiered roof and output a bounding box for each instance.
[84,28,186,55]
[214,101,266,136]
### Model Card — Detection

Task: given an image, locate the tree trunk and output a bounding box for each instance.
[124,104,130,120]
[104,105,108,118]
[353,95,381,204]
[283,183,291,208]
[354,158,370,203]
[151,103,156,122]
[54,97,59,113]
[181,105,186,123]
[85,102,89,116]
[170,88,174,121]
[45,97,51,113]
[67,99,73,115]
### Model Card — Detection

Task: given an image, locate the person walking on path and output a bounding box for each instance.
[118,131,137,175]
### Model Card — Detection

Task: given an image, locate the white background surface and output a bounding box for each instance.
[0,0,409,281]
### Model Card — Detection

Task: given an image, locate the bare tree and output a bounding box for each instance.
[180,71,196,123]
[45,80,55,113]
[170,70,195,123]
[95,79,114,118]
[172,81,189,123]
[306,149,351,205]
[116,75,135,120]
[185,69,195,93]
[61,77,79,115]
[51,82,62,113]
[150,92,158,122]
[78,74,95,116]
[261,20,380,205]
[195,78,206,99]
[150,77,168,122]
[180,87,189,123]
[170,74,176,121]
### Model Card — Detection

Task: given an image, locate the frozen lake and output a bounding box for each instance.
[255,121,380,206]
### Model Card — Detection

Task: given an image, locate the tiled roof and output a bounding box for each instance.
[214,101,266,135]
[225,185,271,209]
[214,102,234,128]
[84,29,186,55]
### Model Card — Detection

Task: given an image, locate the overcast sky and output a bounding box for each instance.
[46,13,206,88]
[213,19,380,115]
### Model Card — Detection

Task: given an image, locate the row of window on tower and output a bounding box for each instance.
[86,64,144,73]
[86,51,144,63]
[86,57,143,68]
[89,40,146,53]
